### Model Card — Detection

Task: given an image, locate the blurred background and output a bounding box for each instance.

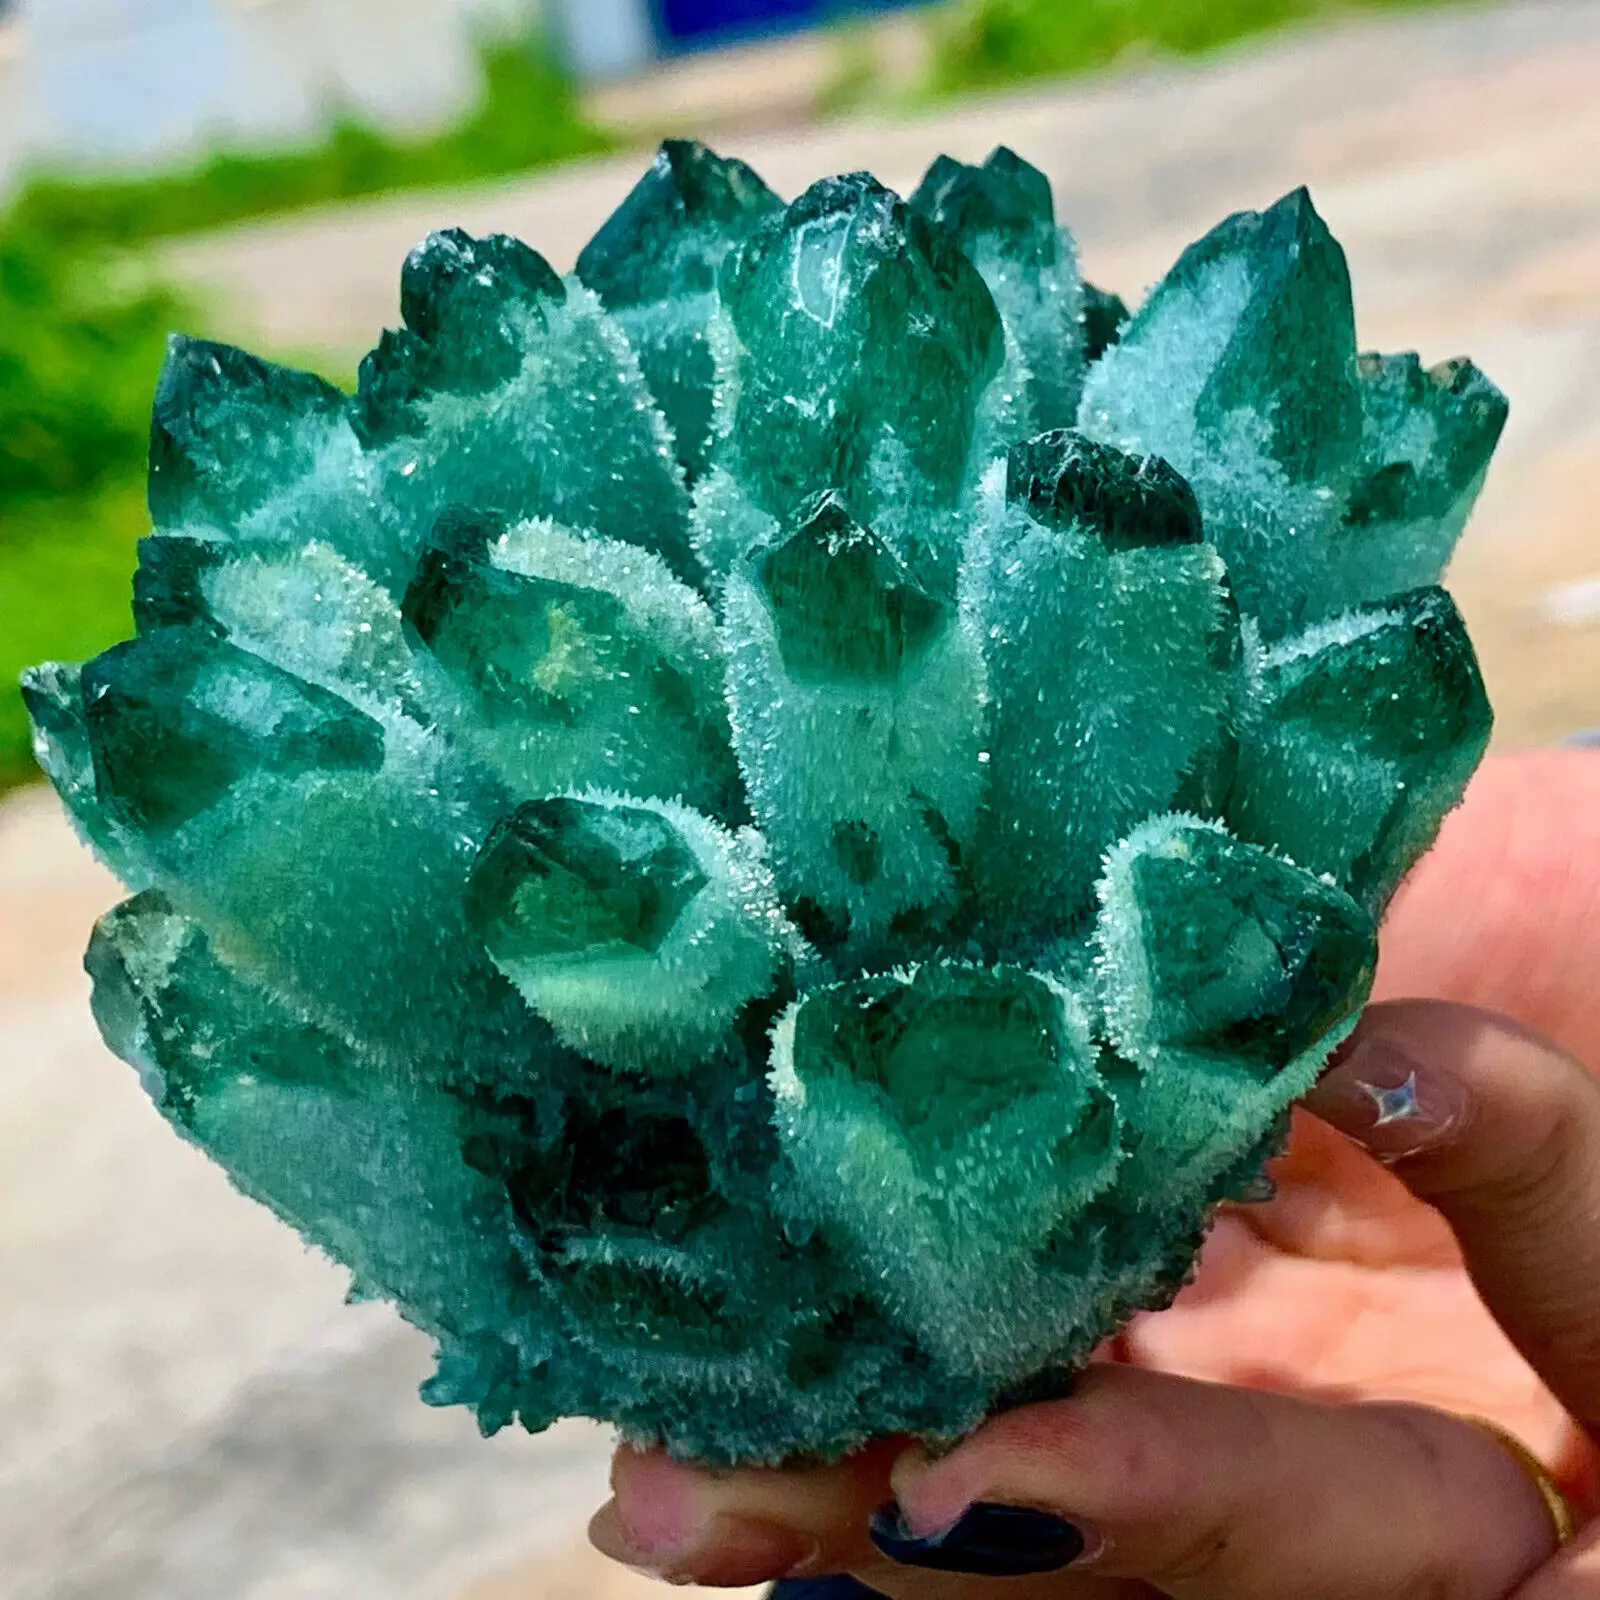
[1,0,1597,1595]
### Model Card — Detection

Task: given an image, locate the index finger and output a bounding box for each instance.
[1307,999,1600,1482]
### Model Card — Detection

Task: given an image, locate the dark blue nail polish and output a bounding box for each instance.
[769,1577,888,1598]
[869,1500,1086,1576]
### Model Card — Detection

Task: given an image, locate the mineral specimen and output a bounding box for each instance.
[23,142,1503,1464]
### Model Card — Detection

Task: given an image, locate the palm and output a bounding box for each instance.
[1128,1119,1567,1450]
[1119,750,1600,1507]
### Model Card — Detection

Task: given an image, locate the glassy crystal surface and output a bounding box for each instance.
[576,138,781,481]
[910,148,1086,434]
[26,142,1500,1465]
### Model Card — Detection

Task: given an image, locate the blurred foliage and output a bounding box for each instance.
[7,39,610,248]
[0,481,155,791]
[0,226,182,790]
[926,0,1467,94]
[817,23,886,117]
[0,34,606,793]
[0,229,182,500]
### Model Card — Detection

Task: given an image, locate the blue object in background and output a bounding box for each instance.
[656,0,924,47]
[659,0,820,40]
[553,0,926,79]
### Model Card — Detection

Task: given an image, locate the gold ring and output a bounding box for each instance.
[1465,1417,1577,1548]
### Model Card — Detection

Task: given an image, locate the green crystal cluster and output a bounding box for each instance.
[24,142,1502,1463]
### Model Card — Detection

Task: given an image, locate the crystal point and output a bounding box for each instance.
[720,171,1003,517]
[774,963,1119,1365]
[1006,429,1203,549]
[757,495,946,683]
[1188,186,1361,484]
[1078,187,1373,635]
[470,797,708,961]
[149,335,350,531]
[911,147,1086,430]
[401,229,565,342]
[577,138,780,308]
[82,627,386,833]
[360,229,569,419]
[1329,351,1510,610]
[911,147,1057,256]
[1099,818,1377,1075]
[1229,585,1491,907]
[577,140,781,479]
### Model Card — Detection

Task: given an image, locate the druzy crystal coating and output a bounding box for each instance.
[24,142,1502,1463]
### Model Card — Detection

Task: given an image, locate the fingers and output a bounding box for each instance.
[1304,999,1600,1441]
[875,1364,1561,1600]
[592,1441,1147,1596]
[591,1364,1567,1600]
[588,1440,896,1587]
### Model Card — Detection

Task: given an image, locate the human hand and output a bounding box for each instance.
[586,750,1600,1598]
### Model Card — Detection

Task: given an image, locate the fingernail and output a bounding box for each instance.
[868,1500,1087,1576]
[589,1498,816,1586]
[1304,1036,1469,1163]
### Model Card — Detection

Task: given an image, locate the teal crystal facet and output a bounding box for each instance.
[25,143,1500,1464]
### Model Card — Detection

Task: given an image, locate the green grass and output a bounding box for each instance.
[7,38,610,249]
[926,0,1468,95]
[0,223,183,791]
[0,227,184,501]
[0,34,607,795]
[0,483,154,791]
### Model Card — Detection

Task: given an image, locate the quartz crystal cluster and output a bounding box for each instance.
[24,142,1503,1463]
